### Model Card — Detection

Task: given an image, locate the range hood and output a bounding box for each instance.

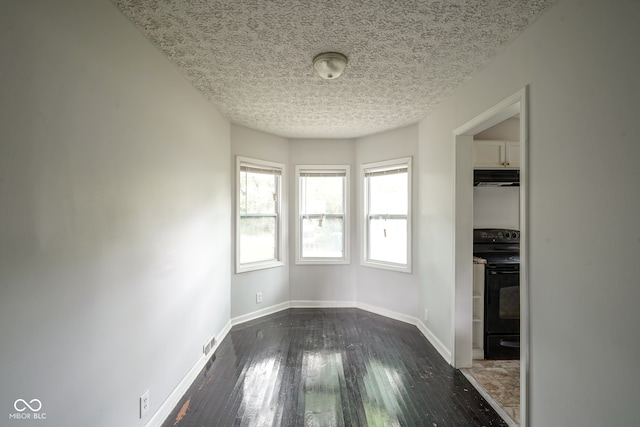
[474,169,520,186]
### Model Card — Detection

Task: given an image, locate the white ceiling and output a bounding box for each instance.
[113,0,556,139]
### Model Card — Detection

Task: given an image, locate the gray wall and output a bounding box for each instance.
[230,125,290,317]
[418,0,640,425]
[289,139,358,303]
[0,1,231,426]
[356,126,420,317]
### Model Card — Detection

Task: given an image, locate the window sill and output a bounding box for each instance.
[295,259,350,266]
[236,260,285,274]
[361,260,412,274]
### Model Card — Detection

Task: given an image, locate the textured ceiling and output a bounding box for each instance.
[113,0,556,138]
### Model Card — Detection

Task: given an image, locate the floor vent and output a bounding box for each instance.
[203,336,216,356]
[205,353,217,374]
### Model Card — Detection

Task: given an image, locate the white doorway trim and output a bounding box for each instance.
[452,87,529,426]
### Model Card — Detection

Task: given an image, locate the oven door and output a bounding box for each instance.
[485,266,520,335]
[486,334,520,359]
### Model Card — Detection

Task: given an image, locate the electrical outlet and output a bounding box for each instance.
[424,309,429,322]
[140,390,149,418]
[256,292,263,304]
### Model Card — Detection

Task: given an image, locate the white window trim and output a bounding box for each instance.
[295,165,350,265]
[361,157,412,273]
[236,156,286,274]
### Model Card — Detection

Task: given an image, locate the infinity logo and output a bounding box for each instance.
[14,399,42,412]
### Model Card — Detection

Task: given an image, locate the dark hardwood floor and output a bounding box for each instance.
[162,308,507,427]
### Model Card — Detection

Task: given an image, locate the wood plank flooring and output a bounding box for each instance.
[162,308,508,426]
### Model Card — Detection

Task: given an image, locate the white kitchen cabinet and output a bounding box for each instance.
[473,140,520,169]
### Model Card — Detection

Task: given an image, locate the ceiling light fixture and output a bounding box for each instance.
[313,52,348,80]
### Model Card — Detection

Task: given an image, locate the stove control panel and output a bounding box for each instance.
[474,229,520,243]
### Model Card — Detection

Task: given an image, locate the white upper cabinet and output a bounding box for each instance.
[504,141,520,168]
[473,140,520,169]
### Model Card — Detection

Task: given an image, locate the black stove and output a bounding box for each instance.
[473,228,520,360]
[473,229,520,258]
[479,253,520,265]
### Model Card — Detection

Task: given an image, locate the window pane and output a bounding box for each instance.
[300,176,344,215]
[239,217,276,264]
[240,170,277,215]
[368,173,408,215]
[301,216,344,258]
[368,218,407,264]
[298,169,347,262]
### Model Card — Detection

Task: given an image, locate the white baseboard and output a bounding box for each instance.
[289,299,356,309]
[145,320,232,427]
[414,319,452,364]
[357,302,452,364]
[216,320,233,346]
[230,301,290,326]
[356,302,417,326]
[230,300,359,327]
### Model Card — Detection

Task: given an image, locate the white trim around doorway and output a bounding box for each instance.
[452,86,529,427]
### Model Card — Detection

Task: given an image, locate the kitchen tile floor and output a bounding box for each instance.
[462,359,520,426]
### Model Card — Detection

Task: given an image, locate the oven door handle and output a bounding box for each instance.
[499,339,520,348]
[488,271,519,275]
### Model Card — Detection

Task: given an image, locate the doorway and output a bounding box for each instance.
[452,88,528,426]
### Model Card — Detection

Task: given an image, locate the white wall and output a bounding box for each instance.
[230,125,290,317]
[418,104,456,349]
[288,139,358,303]
[419,0,640,425]
[0,1,231,426]
[356,126,420,318]
[475,117,520,141]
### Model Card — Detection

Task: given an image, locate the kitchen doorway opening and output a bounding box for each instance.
[452,87,528,427]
